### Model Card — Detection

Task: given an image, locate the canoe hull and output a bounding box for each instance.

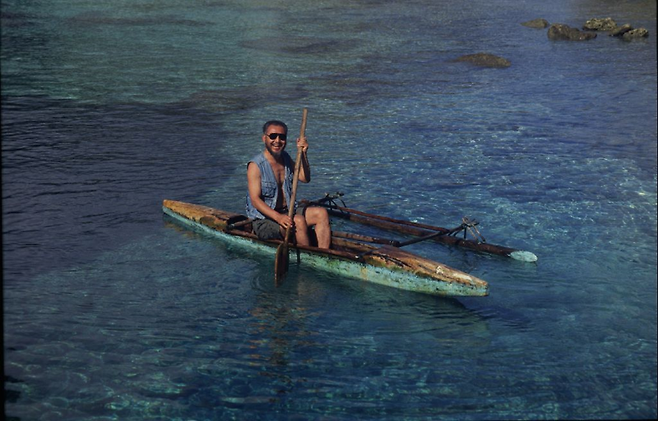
[162,200,489,297]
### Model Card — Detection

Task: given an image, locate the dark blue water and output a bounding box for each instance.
[3,0,656,419]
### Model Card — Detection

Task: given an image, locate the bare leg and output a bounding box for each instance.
[304,207,331,249]
[293,214,310,246]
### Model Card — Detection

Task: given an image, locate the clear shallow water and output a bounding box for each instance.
[2,0,656,419]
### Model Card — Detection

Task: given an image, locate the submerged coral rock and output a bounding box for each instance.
[548,23,597,41]
[522,18,550,29]
[583,17,617,31]
[610,24,633,37]
[453,53,511,68]
[623,28,649,40]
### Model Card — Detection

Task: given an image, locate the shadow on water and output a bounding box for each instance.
[162,208,536,334]
[158,215,517,417]
[161,214,500,334]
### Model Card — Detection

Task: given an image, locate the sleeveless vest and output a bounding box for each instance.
[245,152,294,220]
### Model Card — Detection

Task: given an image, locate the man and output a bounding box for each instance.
[246,120,331,249]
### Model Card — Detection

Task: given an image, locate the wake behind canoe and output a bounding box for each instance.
[162,200,489,297]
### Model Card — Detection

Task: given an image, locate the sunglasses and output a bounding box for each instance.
[266,133,287,141]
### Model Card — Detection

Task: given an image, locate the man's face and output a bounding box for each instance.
[263,124,288,158]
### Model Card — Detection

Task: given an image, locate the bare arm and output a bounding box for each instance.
[296,136,311,183]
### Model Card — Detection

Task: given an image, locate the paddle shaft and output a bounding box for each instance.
[283,109,308,243]
[274,108,308,283]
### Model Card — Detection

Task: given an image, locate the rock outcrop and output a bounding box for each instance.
[583,17,617,31]
[521,18,549,29]
[548,23,597,41]
[582,17,650,41]
[622,27,649,40]
[521,16,650,44]
[610,24,633,37]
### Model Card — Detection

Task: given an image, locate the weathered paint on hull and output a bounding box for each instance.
[162,202,489,297]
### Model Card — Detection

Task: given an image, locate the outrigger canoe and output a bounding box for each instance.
[162,200,489,297]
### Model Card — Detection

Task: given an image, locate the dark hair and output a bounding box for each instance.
[263,120,288,134]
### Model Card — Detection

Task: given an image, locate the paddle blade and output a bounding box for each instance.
[274,243,289,285]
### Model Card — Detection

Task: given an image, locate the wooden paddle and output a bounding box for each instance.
[274,108,308,285]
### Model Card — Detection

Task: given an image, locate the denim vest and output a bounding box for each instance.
[245,151,294,220]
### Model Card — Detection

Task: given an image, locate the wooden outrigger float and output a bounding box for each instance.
[303,193,538,263]
[162,199,490,297]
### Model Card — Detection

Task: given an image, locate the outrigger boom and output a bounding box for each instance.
[304,193,538,262]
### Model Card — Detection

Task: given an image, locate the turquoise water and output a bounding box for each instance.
[2,0,656,419]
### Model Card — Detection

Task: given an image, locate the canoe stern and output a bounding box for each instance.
[364,246,489,296]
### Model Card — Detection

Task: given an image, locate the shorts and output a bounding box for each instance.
[252,206,306,241]
[252,218,283,240]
